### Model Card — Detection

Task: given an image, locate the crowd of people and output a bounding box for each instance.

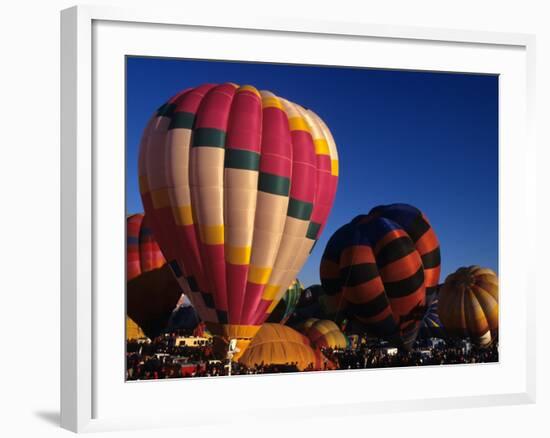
[126,333,498,381]
[126,335,303,380]
[323,342,498,370]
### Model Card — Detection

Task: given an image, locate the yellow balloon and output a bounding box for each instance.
[438,266,498,346]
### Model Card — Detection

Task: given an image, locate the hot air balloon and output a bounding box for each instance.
[438,266,498,347]
[126,214,184,339]
[301,319,349,349]
[419,286,446,339]
[237,323,334,371]
[320,204,441,349]
[267,279,304,324]
[138,83,339,356]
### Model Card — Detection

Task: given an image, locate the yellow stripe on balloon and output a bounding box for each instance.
[288,117,310,132]
[173,205,193,226]
[150,188,172,209]
[314,138,330,155]
[248,265,273,285]
[331,159,339,176]
[226,245,252,265]
[200,224,224,245]
[238,85,261,99]
[262,284,281,301]
[262,97,284,111]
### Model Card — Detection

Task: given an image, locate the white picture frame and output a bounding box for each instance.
[60,4,536,433]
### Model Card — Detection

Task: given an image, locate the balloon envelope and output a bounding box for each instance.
[301,319,349,349]
[127,264,184,339]
[418,286,446,339]
[320,204,441,349]
[126,214,183,339]
[127,213,166,280]
[267,279,304,324]
[438,266,498,347]
[237,323,333,371]
[138,83,339,354]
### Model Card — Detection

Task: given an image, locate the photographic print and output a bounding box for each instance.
[125,57,498,381]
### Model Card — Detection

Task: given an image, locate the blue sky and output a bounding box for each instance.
[126,56,498,287]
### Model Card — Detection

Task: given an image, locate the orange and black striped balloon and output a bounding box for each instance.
[320,204,441,349]
[438,266,498,347]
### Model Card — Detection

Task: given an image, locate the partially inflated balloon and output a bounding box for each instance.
[237,323,334,371]
[267,279,303,324]
[301,319,349,349]
[438,266,498,347]
[139,84,339,354]
[320,204,441,349]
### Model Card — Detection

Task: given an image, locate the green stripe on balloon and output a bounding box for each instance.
[168,111,195,130]
[258,172,290,196]
[306,221,321,240]
[287,198,313,220]
[192,127,226,148]
[224,149,261,171]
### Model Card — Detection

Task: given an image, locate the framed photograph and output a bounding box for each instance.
[61,4,536,433]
